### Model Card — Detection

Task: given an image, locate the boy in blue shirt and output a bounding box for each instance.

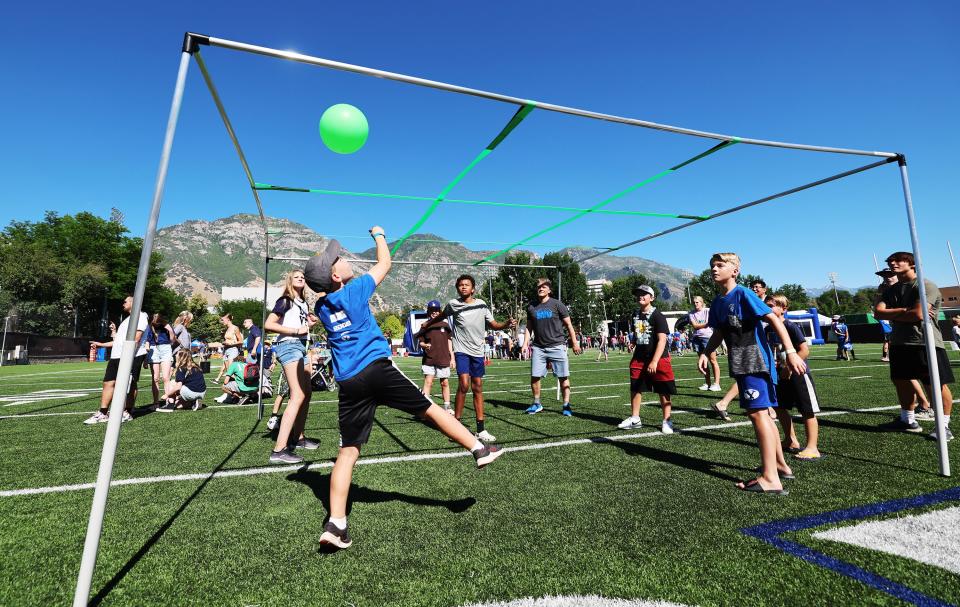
[697,253,806,495]
[304,226,503,550]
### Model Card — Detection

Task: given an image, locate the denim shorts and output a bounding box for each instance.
[274,339,307,367]
[223,347,240,363]
[531,345,569,378]
[151,344,173,363]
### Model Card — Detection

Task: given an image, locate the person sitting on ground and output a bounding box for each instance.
[217,357,259,404]
[765,294,821,460]
[618,285,676,434]
[304,227,505,550]
[158,349,207,412]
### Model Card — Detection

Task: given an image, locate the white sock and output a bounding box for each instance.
[329,516,347,530]
[944,415,951,426]
[443,402,451,407]
[906,410,916,424]
[900,409,910,423]
[470,440,484,453]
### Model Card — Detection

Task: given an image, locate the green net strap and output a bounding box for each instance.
[473,140,737,265]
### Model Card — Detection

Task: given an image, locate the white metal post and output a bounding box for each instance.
[897,157,950,477]
[73,49,192,606]
[0,316,8,367]
[948,241,960,290]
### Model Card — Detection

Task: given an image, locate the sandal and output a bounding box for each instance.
[754,466,795,480]
[783,445,802,454]
[710,403,731,421]
[794,452,823,462]
[737,478,788,495]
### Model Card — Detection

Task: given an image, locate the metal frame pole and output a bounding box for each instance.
[258,256,270,421]
[898,156,950,477]
[73,49,192,606]
[0,316,8,367]
[948,241,960,290]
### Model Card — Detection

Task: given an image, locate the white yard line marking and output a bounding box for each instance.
[0,368,103,379]
[586,395,619,400]
[848,376,873,380]
[0,405,903,498]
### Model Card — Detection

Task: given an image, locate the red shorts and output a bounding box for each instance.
[629,357,675,382]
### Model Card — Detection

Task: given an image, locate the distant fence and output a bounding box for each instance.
[1,332,95,365]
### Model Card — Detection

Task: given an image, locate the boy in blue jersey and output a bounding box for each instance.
[697,253,806,495]
[304,227,503,550]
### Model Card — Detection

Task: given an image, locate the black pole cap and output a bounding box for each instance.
[895,153,907,167]
[182,32,210,54]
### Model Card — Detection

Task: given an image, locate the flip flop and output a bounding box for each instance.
[794,453,823,462]
[754,466,795,480]
[738,478,788,495]
[783,445,802,454]
[710,403,732,421]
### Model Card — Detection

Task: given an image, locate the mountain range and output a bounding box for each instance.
[155,214,697,310]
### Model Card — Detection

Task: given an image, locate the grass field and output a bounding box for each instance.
[1,344,959,606]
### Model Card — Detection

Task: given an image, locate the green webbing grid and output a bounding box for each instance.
[390,102,537,254]
[473,139,738,265]
[252,182,708,220]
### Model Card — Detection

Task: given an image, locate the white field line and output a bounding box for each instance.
[848,376,873,380]
[0,367,104,379]
[0,405,905,498]
[586,395,620,400]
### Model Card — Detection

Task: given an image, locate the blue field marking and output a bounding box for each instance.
[742,487,960,607]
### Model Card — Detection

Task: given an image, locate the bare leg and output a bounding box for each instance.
[560,378,571,404]
[716,383,738,409]
[530,377,542,402]
[709,352,721,386]
[630,391,643,418]
[737,408,787,491]
[472,377,484,423]
[455,372,470,419]
[660,394,671,421]
[776,407,800,450]
[424,404,478,449]
[99,381,116,411]
[329,445,360,519]
[796,413,820,457]
[275,359,307,451]
[149,364,161,403]
[422,374,435,399]
[290,362,313,444]
[440,378,450,405]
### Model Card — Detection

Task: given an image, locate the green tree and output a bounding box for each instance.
[600,273,653,323]
[217,298,267,325]
[378,314,404,339]
[775,283,810,309]
[190,313,223,342]
[482,251,590,325]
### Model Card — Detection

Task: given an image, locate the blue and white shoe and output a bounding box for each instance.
[562,404,573,417]
[525,403,543,414]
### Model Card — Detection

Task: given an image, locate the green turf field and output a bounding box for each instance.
[1,344,958,606]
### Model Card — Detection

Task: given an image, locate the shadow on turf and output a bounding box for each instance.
[88,419,260,606]
[596,437,743,482]
[287,469,476,526]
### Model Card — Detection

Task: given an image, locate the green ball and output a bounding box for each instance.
[318,103,369,154]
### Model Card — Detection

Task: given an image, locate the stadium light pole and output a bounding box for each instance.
[828,272,840,306]
[897,155,950,477]
[72,37,196,607]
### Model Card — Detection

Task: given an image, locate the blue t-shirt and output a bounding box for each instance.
[708,285,777,383]
[878,319,892,335]
[315,274,391,381]
[833,322,849,344]
[245,325,262,353]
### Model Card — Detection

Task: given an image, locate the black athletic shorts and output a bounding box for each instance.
[336,358,432,446]
[889,345,955,384]
[103,354,147,386]
[774,371,820,416]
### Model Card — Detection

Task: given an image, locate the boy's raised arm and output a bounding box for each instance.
[367,225,392,286]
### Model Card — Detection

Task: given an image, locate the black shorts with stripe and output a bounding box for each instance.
[889,345,955,385]
[336,358,432,447]
[103,354,147,386]
[774,371,820,417]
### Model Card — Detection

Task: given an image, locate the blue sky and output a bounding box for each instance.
[2,1,958,291]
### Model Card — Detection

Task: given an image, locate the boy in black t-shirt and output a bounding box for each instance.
[765,295,821,460]
[618,285,677,434]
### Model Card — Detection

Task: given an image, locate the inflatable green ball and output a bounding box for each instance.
[318,104,369,154]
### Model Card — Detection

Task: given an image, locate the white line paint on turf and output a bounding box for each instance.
[812,505,960,575]
[461,596,693,607]
[2,407,907,498]
[847,376,872,380]
[0,388,101,407]
[0,367,103,379]
[586,395,619,400]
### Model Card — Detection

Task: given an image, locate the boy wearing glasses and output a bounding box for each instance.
[523,278,581,416]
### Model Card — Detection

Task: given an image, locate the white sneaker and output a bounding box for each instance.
[661,419,674,434]
[214,394,228,403]
[121,411,133,422]
[698,384,710,391]
[709,384,722,392]
[83,411,109,425]
[476,430,497,442]
[266,415,280,431]
[618,416,642,430]
[444,405,454,415]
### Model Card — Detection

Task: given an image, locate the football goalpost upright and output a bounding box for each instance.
[73,31,950,606]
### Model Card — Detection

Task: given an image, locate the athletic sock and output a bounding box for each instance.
[476,420,485,433]
[533,399,541,405]
[944,415,951,426]
[99,408,108,415]
[329,516,347,530]
[470,441,484,453]
[443,402,450,407]
[906,410,916,424]
[900,409,910,423]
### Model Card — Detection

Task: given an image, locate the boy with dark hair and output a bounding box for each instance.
[618,285,676,434]
[415,299,455,413]
[765,294,822,460]
[698,253,806,494]
[524,278,581,416]
[304,227,504,549]
[874,251,954,441]
[420,274,516,442]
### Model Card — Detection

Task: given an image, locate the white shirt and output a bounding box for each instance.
[111,312,149,359]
